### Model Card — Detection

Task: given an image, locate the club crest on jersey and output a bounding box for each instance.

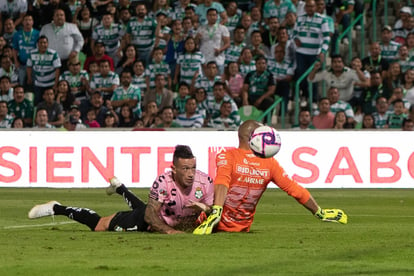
[159,189,168,197]
[195,187,203,199]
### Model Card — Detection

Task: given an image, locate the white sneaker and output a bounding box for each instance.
[28,201,60,219]
[106,176,122,195]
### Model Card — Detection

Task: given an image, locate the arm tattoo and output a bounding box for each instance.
[144,198,176,234]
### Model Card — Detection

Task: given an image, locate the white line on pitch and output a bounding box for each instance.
[3,221,76,229]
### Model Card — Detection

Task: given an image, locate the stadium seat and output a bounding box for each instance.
[238,105,263,122]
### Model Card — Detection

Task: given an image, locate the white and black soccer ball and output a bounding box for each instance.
[249,126,282,158]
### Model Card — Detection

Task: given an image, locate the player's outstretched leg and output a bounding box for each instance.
[107,176,146,210]
[28,201,101,231]
[28,201,60,219]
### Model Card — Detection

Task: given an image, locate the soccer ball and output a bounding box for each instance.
[249,126,282,158]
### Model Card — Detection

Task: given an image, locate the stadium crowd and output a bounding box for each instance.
[0,0,413,130]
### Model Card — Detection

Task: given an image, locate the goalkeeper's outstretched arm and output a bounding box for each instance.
[303,195,348,224]
[303,195,319,214]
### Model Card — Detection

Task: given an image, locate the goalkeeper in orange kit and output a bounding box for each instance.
[194,120,347,235]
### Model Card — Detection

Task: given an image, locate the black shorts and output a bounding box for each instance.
[108,206,149,232]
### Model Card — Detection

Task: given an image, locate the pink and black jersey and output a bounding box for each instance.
[149,170,214,227]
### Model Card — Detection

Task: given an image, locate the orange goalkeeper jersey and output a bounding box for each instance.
[215,148,311,232]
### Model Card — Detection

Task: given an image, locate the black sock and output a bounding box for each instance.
[116,184,146,210]
[53,204,101,231]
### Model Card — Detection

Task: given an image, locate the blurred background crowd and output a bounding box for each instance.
[0,0,413,131]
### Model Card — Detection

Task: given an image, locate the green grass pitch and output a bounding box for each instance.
[1,188,414,276]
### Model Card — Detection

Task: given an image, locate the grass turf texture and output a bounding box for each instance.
[1,188,414,276]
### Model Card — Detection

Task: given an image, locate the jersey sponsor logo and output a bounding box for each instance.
[236,165,269,177]
[237,176,265,185]
[243,158,260,166]
[195,187,203,199]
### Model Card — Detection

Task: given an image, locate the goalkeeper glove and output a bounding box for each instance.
[195,211,207,226]
[193,205,223,235]
[314,207,348,224]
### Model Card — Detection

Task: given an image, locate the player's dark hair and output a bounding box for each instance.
[173,145,194,164]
